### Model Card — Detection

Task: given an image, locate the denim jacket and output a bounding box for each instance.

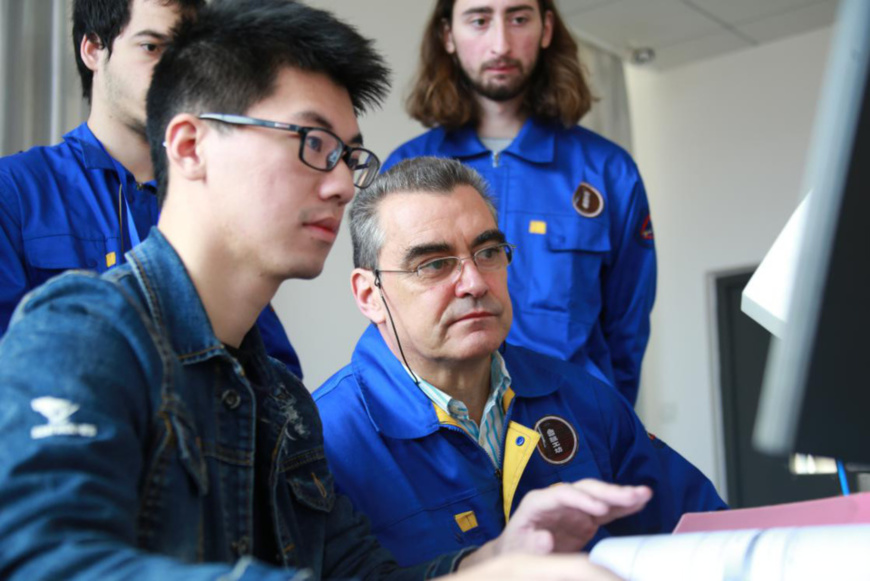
[0,229,464,580]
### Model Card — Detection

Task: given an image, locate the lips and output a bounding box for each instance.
[483,59,521,74]
[304,215,341,241]
[453,310,496,324]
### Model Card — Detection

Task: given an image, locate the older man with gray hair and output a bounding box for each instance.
[315,156,726,567]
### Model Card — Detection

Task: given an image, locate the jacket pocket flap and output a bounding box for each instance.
[285,453,335,513]
[545,217,610,253]
[24,235,107,270]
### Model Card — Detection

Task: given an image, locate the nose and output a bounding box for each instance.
[489,18,511,56]
[320,160,356,206]
[453,257,489,298]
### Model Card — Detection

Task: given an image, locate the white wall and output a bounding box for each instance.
[626,27,833,493]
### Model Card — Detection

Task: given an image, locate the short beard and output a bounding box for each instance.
[459,58,535,103]
[472,76,529,102]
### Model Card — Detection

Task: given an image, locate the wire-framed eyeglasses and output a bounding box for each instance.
[375,243,516,284]
[198,113,381,189]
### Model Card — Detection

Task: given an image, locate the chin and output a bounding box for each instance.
[282,265,324,281]
[460,332,507,359]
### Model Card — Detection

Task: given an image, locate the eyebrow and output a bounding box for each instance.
[295,110,363,145]
[461,4,536,17]
[473,229,506,247]
[401,229,506,267]
[131,30,172,42]
[402,242,453,268]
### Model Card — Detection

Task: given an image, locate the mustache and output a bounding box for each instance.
[444,294,504,323]
[482,57,523,71]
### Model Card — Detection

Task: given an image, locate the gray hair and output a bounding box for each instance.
[349,156,498,269]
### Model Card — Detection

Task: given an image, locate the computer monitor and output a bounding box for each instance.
[753,0,870,464]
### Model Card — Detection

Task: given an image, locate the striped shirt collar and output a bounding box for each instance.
[410,352,512,467]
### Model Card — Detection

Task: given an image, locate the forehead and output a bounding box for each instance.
[122,0,183,34]
[378,186,497,249]
[247,67,360,141]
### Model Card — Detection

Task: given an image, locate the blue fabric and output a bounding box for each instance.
[0,229,465,580]
[384,119,656,405]
[0,123,303,378]
[314,326,726,567]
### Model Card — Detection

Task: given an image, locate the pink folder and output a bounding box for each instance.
[674,492,870,533]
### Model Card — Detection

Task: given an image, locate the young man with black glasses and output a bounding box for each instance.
[0,2,649,579]
[315,156,725,567]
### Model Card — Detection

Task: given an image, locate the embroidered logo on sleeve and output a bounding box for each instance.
[639,214,654,242]
[30,397,97,440]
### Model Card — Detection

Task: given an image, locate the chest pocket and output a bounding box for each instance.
[24,235,119,287]
[515,214,610,319]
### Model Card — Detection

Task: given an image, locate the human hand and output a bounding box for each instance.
[462,479,651,568]
[446,553,624,581]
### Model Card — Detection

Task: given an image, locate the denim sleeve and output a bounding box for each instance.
[0,170,30,335]
[321,492,472,580]
[600,164,657,406]
[0,274,292,581]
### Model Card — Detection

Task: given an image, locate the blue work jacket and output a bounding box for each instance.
[0,123,303,377]
[315,326,726,567]
[385,119,656,405]
[0,229,465,580]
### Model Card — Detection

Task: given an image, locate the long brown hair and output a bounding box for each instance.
[406,0,592,129]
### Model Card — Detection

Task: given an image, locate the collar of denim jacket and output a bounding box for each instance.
[124,228,226,365]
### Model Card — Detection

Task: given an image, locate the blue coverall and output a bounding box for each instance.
[314,325,726,567]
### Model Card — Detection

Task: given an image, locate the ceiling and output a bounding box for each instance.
[558,0,840,70]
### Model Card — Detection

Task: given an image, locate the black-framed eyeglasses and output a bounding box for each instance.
[375,243,516,284]
[198,113,381,189]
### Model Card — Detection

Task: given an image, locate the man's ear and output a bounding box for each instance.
[351,268,386,325]
[163,114,208,183]
[541,10,554,49]
[80,33,105,72]
[442,19,456,54]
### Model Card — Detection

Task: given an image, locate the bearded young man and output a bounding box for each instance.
[385,0,656,406]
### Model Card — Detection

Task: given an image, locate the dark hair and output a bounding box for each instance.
[72,0,204,103]
[349,157,497,269]
[146,0,391,205]
[406,0,592,129]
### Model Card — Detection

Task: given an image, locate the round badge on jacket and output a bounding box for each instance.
[534,415,578,465]
[573,183,605,218]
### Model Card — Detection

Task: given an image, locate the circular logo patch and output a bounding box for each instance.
[573,183,604,218]
[534,415,578,465]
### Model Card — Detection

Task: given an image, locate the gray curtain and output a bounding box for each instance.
[1,0,87,156]
[578,39,634,155]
